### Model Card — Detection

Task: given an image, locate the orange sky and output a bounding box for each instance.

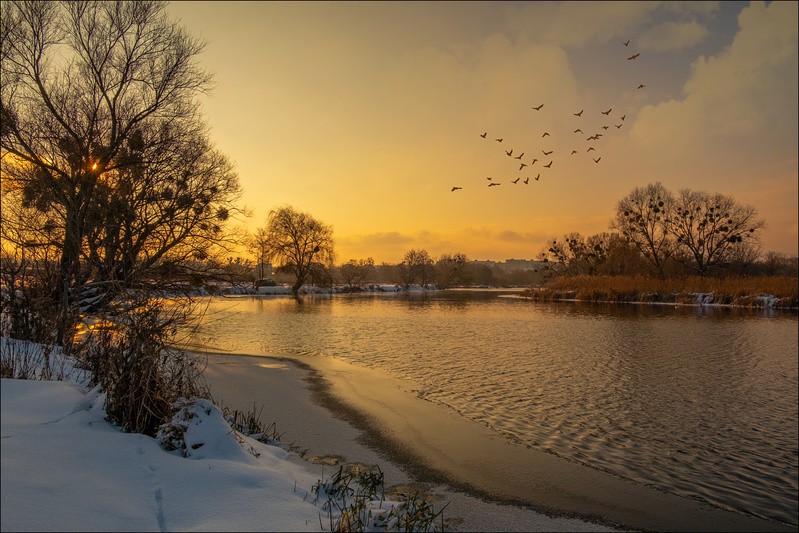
[167,1,798,263]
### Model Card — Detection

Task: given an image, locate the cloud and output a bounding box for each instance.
[638,21,710,51]
[505,2,658,47]
[629,1,798,174]
[344,232,414,248]
[335,226,556,263]
[660,1,720,18]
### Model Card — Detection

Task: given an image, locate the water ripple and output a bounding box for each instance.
[188,292,798,525]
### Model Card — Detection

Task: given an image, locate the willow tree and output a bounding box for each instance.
[261,206,335,296]
[1,1,240,343]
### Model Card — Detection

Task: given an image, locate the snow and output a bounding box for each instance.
[1,377,331,532]
[0,340,425,532]
[1,338,619,532]
[205,282,420,296]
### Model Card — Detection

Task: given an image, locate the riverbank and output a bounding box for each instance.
[202,351,796,532]
[520,275,798,309]
[0,338,611,532]
[202,352,621,532]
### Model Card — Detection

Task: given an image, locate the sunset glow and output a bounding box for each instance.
[167,1,798,263]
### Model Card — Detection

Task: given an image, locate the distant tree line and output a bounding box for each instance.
[203,182,796,295]
[538,182,796,279]
[107,183,794,297]
[212,244,548,291]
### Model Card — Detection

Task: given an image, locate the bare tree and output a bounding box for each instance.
[0,200,62,340]
[1,0,241,343]
[762,251,790,276]
[668,189,765,275]
[402,248,434,288]
[597,233,647,275]
[546,232,599,275]
[471,263,497,287]
[249,227,271,282]
[338,258,375,290]
[435,252,470,289]
[612,182,674,277]
[260,205,335,296]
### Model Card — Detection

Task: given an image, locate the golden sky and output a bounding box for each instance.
[167,1,798,263]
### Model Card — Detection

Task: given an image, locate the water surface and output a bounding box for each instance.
[187,290,798,525]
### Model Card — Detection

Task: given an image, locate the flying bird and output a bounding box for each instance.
[514,152,524,159]
[486,177,493,181]
[451,186,462,192]
[531,158,538,165]
[620,114,626,121]
[627,53,640,60]
[495,138,503,142]
[602,108,612,115]
[623,40,630,46]
[535,174,541,181]
[544,161,553,168]
[488,182,501,187]
[615,124,622,129]
[602,125,609,130]
[519,163,527,170]
[532,103,544,110]
[524,177,530,184]
[637,84,645,89]
[512,178,520,184]
[574,110,583,117]
[542,132,550,137]
[571,150,578,155]
[587,135,597,141]
[574,128,583,133]
[587,147,595,152]
[542,150,553,155]
[480,132,487,138]
[506,149,513,156]
[593,157,601,163]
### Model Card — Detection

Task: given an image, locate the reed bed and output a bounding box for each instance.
[522,275,798,308]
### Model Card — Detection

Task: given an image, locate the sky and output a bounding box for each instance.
[0,338,611,532]
[166,1,798,264]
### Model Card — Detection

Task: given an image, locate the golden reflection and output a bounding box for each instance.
[72,317,118,344]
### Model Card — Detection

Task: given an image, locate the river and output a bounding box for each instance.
[185,289,798,526]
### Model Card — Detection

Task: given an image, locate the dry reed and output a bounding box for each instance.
[523,275,798,308]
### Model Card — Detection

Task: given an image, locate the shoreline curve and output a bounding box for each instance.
[201,349,794,532]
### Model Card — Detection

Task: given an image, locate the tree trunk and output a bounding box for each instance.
[54,205,82,345]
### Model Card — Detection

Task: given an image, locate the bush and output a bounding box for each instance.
[76,297,208,436]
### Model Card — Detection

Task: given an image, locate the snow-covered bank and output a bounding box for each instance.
[0,377,335,532]
[0,339,613,532]
[0,338,446,532]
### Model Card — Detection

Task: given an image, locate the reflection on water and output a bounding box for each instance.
[187,291,799,525]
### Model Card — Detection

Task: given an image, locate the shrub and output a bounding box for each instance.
[76,297,208,436]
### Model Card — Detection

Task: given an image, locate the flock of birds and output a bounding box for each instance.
[451,40,643,192]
